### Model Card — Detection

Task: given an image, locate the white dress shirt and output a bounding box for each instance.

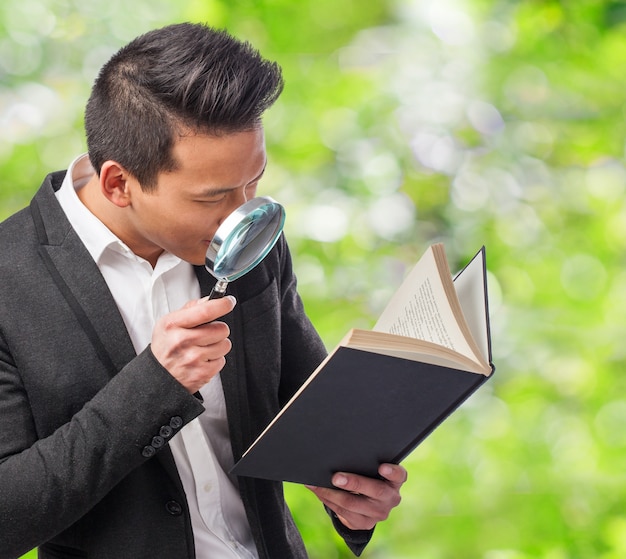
[56,154,258,559]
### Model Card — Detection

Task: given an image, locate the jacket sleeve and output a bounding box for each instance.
[0,343,204,559]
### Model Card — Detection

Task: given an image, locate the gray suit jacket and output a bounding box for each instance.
[0,171,372,558]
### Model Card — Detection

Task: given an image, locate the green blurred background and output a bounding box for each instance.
[2,0,625,557]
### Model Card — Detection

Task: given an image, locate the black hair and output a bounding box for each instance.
[84,22,284,189]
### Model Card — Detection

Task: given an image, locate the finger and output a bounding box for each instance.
[331,472,387,500]
[170,295,236,329]
[188,320,231,346]
[306,485,380,531]
[167,331,232,365]
[331,471,402,514]
[196,335,233,361]
[182,356,228,394]
[378,463,408,488]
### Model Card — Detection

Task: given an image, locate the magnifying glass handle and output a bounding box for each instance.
[209,279,229,300]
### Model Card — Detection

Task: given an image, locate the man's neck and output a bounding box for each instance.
[77,174,164,268]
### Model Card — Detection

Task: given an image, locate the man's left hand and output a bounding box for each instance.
[306,463,407,531]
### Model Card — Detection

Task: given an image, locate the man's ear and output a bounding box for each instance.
[99,161,133,208]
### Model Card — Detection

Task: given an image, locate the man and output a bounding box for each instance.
[0,23,406,559]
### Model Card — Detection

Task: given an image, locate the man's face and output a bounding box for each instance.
[124,127,267,266]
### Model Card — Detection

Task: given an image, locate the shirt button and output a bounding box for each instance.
[169,416,183,429]
[165,500,183,516]
[142,445,156,458]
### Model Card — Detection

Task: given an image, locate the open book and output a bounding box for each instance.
[231,244,494,488]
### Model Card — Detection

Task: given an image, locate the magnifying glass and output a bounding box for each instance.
[205,196,286,299]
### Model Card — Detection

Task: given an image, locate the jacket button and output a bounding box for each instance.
[169,416,183,429]
[142,445,156,458]
[151,435,165,448]
[159,425,173,439]
[165,500,183,516]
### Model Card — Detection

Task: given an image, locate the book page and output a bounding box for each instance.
[373,245,483,365]
[453,247,490,363]
[345,328,490,374]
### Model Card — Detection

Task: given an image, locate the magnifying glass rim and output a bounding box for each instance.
[205,196,285,281]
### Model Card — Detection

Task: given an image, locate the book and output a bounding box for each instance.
[230,243,495,488]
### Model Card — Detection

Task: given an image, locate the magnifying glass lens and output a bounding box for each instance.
[213,204,282,278]
[205,197,285,298]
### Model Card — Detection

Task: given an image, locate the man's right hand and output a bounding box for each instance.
[150,295,236,394]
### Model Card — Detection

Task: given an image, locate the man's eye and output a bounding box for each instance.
[199,196,226,204]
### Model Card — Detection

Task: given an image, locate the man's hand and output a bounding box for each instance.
[306,463,407,531]
[151,295,236,393]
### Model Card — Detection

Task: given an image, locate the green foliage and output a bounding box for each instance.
[3,0,626,557]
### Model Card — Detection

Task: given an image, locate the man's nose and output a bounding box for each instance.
[218,187,250,226]
[238,185,250,205]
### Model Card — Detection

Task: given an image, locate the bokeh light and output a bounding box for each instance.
[3,0,626,558]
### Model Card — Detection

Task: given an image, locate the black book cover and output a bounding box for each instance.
[231,348,490,488]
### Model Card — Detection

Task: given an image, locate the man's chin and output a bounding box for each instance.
[187,256,207,267]
[173,249,206,267]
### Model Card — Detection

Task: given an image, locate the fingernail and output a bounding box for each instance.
[333,474,348,487]
[380,464,393,477]
[226,295,237,305]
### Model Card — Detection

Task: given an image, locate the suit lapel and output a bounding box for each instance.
[30,175,137,375]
